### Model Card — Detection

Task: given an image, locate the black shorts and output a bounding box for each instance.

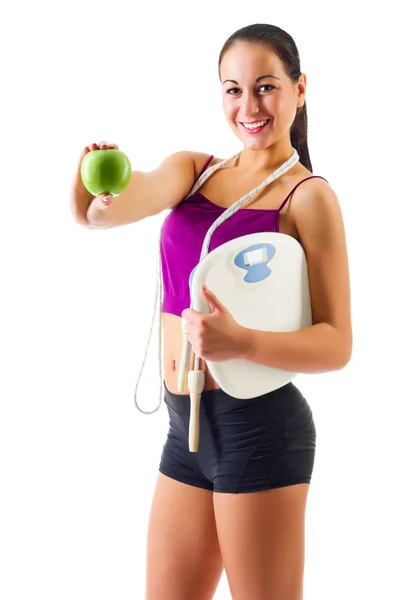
[159,381,316,494]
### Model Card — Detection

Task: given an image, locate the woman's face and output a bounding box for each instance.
[220,42,306,151]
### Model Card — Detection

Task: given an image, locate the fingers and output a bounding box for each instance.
[80,141,119,162]
[85,192,115,226]
[96,193,113,206]
[182,308,197,321]
[87,141,119,151]
[182,311,208,334]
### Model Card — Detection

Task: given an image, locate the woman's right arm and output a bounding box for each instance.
[70,143,214,229]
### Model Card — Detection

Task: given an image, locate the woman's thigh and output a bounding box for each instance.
[214,483,310,600]
[146,473,223,600]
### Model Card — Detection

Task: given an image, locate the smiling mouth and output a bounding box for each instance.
[239,119,270,133]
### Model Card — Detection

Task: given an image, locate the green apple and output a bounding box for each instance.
[80,149,132,196]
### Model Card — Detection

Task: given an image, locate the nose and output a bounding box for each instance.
[239,92,260,118]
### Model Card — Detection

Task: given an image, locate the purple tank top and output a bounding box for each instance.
[161,155,328,317]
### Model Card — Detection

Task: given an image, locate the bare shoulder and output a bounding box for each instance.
[291,175,344,245]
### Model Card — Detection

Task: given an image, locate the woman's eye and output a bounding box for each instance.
[259,84,274,92]
[226,85,275,95]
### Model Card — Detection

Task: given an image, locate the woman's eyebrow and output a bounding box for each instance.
[222,74,280,85]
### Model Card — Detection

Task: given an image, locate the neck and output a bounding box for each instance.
[237,143,296,174]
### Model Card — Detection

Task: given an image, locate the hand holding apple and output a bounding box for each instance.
[70,141,130,227]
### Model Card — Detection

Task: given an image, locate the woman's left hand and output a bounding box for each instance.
[181,285,248,362]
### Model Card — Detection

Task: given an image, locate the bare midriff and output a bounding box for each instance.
[163,313,218,394]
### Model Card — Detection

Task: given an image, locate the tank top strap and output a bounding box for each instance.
[199,155,214,176]
[277,176,329,212]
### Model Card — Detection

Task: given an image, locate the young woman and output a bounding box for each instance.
[71,23,352,600]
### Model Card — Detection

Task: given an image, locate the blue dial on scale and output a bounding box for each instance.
[234,243,276,283]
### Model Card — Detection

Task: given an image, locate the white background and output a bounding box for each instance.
[1,1,414,598]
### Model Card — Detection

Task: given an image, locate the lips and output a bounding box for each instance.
[239,119,270,134]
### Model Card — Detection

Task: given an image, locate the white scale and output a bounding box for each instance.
[184,231,312,400]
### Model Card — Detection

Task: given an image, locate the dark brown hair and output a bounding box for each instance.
[219,24,312,173]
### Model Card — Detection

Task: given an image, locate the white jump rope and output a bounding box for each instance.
[134,149,305,452]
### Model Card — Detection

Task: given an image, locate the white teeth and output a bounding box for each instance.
[242,120,268,130]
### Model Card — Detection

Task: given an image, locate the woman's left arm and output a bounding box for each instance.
[239,181,353,374]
